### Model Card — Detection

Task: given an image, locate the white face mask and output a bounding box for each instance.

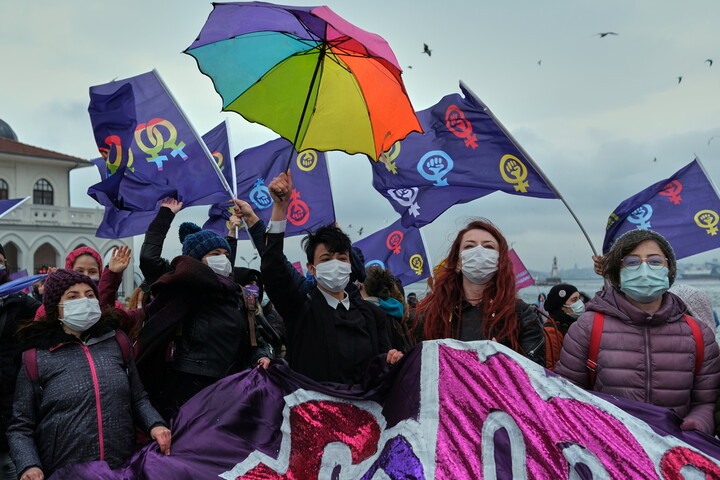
[314,260,352,293]
[206,255,232,277]
[60,297,102,332]
[567,299,585,318]
[460,245,499,285]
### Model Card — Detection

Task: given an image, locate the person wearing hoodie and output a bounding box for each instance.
[541,283,583,370]
[7,270,169,480]
[555,229,720,435]
[362,266,414,354]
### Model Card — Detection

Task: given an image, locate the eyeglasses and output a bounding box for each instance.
[621,254,667,270]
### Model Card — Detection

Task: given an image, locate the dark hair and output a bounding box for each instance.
[364,266,400,301]
[417,219,520,350]
[302,224,352,264]
[603,229,676,287]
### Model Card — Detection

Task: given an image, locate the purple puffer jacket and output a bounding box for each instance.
[554,287,720,435]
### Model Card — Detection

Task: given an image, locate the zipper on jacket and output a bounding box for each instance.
[643,325,651,405]
[80,344,105,461]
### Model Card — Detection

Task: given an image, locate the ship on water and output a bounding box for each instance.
[536,257,562,286]
[680,263,720,280]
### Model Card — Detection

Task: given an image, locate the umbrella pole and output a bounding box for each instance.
[285,44,327,172]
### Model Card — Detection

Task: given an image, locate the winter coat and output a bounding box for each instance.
[137,256,272,381]
[261,232,391,384]
[554,287,720,435]
[7,323,164,477]
[0,293,40,451]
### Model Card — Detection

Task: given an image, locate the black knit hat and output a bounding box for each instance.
[544,283,579,312]
[42,269,100,310]
[179,222,231,259]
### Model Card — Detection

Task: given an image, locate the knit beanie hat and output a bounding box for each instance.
[65,246,104,273]
[544,283,579,312]
[179,222,231,260]
[670,283,716,331]
[42,269,100,310]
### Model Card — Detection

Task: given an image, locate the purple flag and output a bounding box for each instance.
[87,71,231,238]
[603,158,720,259]
[353,219,430,286]
[371,84,557,228]
[204,138,335,239]
[0,273,46,298]
[0,197,29,219]
[49,341,720,479]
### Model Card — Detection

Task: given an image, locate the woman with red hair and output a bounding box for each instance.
[416,220,545,365]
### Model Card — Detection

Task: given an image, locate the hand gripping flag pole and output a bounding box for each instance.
[459,80,598,256]
[155,70,257,253]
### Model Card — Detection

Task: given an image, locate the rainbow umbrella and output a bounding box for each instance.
[185,1,422,160]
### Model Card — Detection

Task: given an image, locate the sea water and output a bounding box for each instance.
[520,278,720,311]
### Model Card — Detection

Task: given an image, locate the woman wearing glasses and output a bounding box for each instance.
[555,229,720,435]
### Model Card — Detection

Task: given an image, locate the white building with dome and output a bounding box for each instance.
[0,118,134,296]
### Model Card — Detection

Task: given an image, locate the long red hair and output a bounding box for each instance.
[418,220,520,350]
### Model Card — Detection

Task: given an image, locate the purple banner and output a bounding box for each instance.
[50,341,720,479]
[353,219,430,287]
[204,138,335,239]
[371,84,557,228]
[603,158,720,259]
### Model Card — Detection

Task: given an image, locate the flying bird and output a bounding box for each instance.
[677,76,683,84]
[706,59,713,67]
[596,32,618,38]
[422,43,432,56]
[709,135,720,146]
[537,60,542,66]
[653,157,657,162]
[357,227,363,236]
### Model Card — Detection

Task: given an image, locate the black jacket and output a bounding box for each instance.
[0,293,40,451]
[261,232,390,384]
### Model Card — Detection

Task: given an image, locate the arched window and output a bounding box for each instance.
[33,178,53,205]
[0,179,8,200]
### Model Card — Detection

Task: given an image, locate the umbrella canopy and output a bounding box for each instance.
[185,1,422,160]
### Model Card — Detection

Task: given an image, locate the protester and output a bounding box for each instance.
[364,266,414,354]
[7,269,170,479]
[260,171,401,384]
[98,246,145,341]
[0,245,40,480]
[135,208,273,421]
[415,220,545,365]
[555,229,720,435]
[541,283,582,369]
[534,292,548,316]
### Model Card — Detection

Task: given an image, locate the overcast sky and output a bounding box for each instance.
[2,0,720,278]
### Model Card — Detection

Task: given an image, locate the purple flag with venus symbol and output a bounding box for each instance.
[353,219,430,287]
[371,83,556,228]
[603,158,720,259]
[88,101,232,239]
[204,137,335,239]
[49,340,720,479]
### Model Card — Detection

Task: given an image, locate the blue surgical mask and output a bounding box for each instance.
[620,264,669,303]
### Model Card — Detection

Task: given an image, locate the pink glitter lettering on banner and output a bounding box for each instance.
[237,401,380,479]
[660,446,720,479]
[435,346,659,479]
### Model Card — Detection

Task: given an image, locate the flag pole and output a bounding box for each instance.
[153,69,234,200]
[695,155,720,196]
[459,80,598,256]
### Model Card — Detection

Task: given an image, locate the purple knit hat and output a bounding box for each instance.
[42,269,99,309]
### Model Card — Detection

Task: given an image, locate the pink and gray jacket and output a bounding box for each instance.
[554,287,720,435]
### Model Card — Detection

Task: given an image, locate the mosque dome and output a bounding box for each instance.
[0,119,18,141]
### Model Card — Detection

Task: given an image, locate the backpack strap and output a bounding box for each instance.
[683,315,704,376]
[22,348,39,382]
[114,330,132,368]
[586,312,605,389]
